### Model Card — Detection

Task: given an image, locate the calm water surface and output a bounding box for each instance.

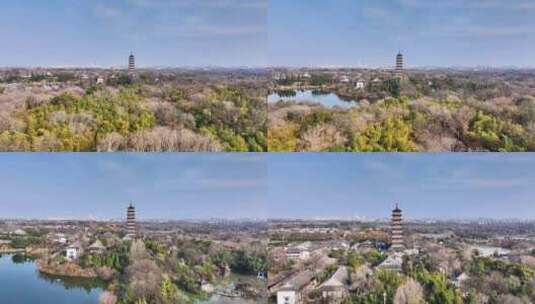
[268,90,358,108]
[0,254,103,304]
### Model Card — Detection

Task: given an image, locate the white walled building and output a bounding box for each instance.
[276,270,315,304]
[277,290,297,304]
[66,246,80,261]
[355,79,366,89]
[286,247,310,261]
[319,266,349,302]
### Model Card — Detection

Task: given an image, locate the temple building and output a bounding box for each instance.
[126,203,137,240]
[128,53,135,71]
[390,204,404,251]
[395,51,404,74]
[396,52,403,71]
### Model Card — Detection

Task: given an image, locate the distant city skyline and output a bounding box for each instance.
[0,154,266,220]
[267,154,535,220]
[269,0,535,68]
[0,0,267,67]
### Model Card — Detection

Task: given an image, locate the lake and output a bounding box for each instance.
[0,254,104,304]
[268,90,358,108]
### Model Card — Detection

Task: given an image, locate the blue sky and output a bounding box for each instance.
[267,154,535,220]
[1,153,533,221]
[0,154,266,220]
[3,1,534,68]
[0,0,267,67]
[269,0,535,67]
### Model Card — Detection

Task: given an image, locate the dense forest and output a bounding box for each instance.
[3,69,535,152]
[323,248,534,304]
[0,73,267,152]
[268,71,535,152]
[32,236,266,304]
[108,239,267,304]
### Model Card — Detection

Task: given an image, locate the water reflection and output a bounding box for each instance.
[268,89,358,108]
[37,271,106,294]
[0,254,103,304]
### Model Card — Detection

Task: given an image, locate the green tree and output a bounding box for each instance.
[352,117,416,152]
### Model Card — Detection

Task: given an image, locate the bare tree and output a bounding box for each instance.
[127,240,163,302]
[97,132,126,152]
[299,123,346,151]
[125,127,222,152]
[499,295,531,304]
[394,278,425,304]
[130,239,150,261]
[99,291,117,304]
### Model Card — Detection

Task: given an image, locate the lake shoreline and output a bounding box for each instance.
[0,254,104,303]
[36,259,99,278]
[268,89,358,108]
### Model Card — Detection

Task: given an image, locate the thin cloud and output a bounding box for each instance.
[126,0,266,9]
[417,175,529,192]
[397,0,535,10]
[362,7,397,24]
[156,24,265,38]
[461,26,535,37]
[467,178,529,189]
[91,1,266,41]
[199,178,264,190]
[94,4,123,19]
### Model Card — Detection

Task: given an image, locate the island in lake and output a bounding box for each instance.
[0,210,267,304]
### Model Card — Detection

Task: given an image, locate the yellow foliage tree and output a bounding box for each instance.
[268,123,298,152]
[352,117,416,152]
